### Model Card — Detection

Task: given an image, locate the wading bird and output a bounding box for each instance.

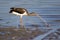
[9,7,49,28]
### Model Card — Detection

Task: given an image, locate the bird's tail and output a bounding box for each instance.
[28,12,37,16]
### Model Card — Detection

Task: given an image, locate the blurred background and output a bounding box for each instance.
[0,0,60,27]
[0,0,60,40]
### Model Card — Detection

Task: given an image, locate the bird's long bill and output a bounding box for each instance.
[9,10,13,13]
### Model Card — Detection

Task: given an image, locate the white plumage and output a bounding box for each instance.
[12,11,27,18]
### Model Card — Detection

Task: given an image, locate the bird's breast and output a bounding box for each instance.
[12,11,27,16]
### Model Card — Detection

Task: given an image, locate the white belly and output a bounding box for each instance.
[12,11,27,18]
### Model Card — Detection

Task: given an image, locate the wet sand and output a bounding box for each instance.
[42,28,60,40]
[0,26,51,40]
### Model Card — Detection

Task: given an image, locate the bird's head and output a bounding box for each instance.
[9,7,15,13]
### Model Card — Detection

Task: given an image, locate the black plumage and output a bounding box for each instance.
[9,7,28,14]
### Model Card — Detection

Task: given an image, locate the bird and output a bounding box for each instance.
[9,7,38,28]
[9,7,37,18]
[9,7,49,28]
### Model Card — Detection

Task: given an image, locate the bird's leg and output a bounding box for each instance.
[28,12,50,27]
[36,14,50,27]
[20,16,27,31]
[20,16,24,28]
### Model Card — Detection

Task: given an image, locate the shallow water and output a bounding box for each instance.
[0,0,60,40]
[0,0,60,27]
